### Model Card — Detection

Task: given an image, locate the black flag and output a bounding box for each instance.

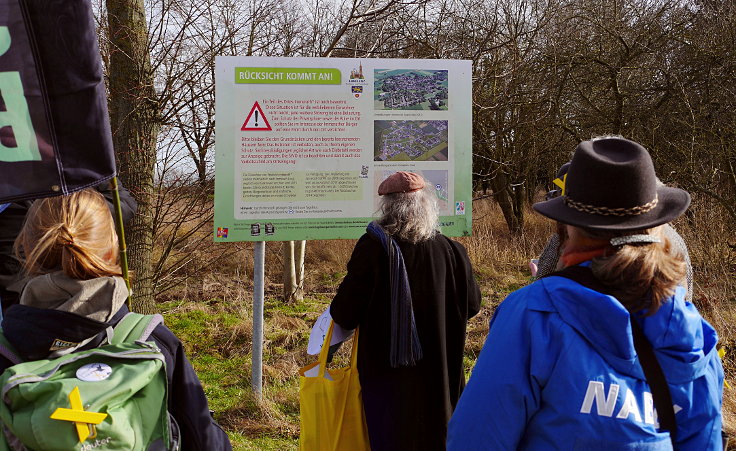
[0,0,116,203]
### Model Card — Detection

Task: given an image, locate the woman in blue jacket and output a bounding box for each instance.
[448,137,723,450]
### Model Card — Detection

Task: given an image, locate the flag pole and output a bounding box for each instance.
[110,176,132,310]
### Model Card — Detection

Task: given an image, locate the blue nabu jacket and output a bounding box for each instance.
[448,266,723,450]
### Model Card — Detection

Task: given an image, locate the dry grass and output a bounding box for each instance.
[461,197,555,282]
[673,197,736,440]
[156,195,736,447]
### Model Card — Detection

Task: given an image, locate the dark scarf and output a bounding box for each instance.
[367,221,423,367]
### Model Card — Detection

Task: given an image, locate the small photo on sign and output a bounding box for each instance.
[374,120,448,162]
[455,201,465,215]
[374,69,448,110]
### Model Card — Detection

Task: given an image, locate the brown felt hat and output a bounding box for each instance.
[533,137,690,231]
[378,171,426,195]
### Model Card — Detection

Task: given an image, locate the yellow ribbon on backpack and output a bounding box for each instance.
[50,386,107,443]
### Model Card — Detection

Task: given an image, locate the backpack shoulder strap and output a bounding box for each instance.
[0,332,22,366]
[111,313,164,345]
[544,265,678,442]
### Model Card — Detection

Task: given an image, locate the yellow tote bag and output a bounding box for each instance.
[299,321,370,451]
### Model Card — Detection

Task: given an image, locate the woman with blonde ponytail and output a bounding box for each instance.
[2,188,232,451]
[0,181,137,311]
[15,189,121,281]
[449,138,723,450]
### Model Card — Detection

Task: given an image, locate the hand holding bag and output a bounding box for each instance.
[299,321,370,451]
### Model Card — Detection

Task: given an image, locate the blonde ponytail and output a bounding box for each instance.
[15,189,122,280]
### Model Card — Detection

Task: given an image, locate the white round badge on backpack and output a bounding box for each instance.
[77,363,113,382]
[307,308,354,355]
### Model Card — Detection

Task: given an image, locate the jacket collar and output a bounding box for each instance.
[1,304,130,361]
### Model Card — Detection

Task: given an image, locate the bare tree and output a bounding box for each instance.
[97,0,736,299]
[106,0,160,312]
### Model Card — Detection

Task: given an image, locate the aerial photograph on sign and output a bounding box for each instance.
[374,120,449,161]
[374,69,449,110]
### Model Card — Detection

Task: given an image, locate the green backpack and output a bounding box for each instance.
[0,313,180,451]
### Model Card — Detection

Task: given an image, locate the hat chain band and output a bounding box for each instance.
[563,195,659,217]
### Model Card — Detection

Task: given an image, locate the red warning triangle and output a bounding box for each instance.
[241,101,272,131]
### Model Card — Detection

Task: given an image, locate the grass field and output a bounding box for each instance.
[156,196,736,450]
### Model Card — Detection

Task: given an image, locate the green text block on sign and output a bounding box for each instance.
[241,171,362,202]
[235,68,341,85]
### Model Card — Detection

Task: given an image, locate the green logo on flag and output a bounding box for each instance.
[0,26,41,163]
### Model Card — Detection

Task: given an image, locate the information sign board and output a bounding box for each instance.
[214,57,472,241]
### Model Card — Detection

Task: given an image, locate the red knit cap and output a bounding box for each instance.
[378,171,426,195]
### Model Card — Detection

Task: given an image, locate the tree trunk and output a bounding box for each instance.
[283,240,305,302]
[512,181,526,232]
[490,173,524,235]
[106,0,159,313]
[283,241,296,302]
[295,240,306,300]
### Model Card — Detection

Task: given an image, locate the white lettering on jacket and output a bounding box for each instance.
[579,381,682,427]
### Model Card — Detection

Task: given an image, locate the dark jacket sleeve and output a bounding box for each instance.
[330,234,382,330]
[0,201,32,310]
[151,324,232,451]
[0,355,12,373]
[449,239,481,319]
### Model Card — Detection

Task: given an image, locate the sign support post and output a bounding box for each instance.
[252,241,265,399]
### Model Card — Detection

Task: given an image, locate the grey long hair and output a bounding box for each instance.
[377,183,440,243]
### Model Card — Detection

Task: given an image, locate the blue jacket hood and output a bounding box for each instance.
[537,272,718,384]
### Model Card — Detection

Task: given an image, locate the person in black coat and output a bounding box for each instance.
[330,171,481,450]
[0,188,231,451]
